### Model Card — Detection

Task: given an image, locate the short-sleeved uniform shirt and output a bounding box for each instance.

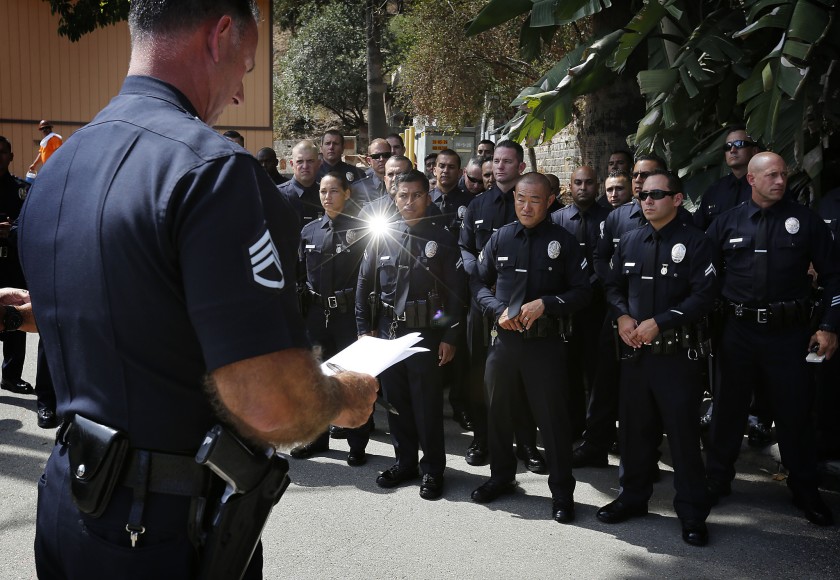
[19,76,307,454]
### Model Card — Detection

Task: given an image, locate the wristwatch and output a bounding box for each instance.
[2,305,23,332]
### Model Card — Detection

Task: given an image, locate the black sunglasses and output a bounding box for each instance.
[370,152,392,160]
[465,175,482,184]
[631,171,652,180]
[639,189,676,201]
[723,140,757,151]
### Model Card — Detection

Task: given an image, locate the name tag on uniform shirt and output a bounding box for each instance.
[625,262,636,267]
[305,244,315,249]
[475,219,484,225]
[729,237,743,243]
[380,256,390,260]
[498,256,509,261]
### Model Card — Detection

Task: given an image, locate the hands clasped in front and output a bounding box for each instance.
[617,314,660,349]
[498,299,545,332]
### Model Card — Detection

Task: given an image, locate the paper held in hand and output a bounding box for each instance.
[320,333,428,377]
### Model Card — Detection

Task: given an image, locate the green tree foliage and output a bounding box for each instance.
[44,0,129,42]
[391,0,575,129]
[468,0,840,197]
[274,2,369,134]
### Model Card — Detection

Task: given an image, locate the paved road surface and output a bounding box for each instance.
[1,336,838,578]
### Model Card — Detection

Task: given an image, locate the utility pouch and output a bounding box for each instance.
[65,414,129,518]
[335,290,349,314]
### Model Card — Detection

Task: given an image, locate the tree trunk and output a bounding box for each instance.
[366,0,388,141]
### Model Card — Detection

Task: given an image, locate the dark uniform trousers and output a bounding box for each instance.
[36,446,262,579]
[707,317,818,492]
[378,325,446,476]
[618,350,709,521]
[580,315,620,451]
[486,330,575,500]
[566,291,607,439]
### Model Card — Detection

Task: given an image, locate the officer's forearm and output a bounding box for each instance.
[208,348,343,447]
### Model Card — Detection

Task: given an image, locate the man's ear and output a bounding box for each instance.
[208,15,234,64]
[674,192,685,207]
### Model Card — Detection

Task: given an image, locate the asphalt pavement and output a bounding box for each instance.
[1,336,839,579]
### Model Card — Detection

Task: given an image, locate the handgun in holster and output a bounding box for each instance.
[194,425,291,580]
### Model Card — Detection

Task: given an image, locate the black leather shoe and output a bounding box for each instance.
[681,519,709,546]
[419,474,444,500]
[290,434,329,459]
[517,445,547,474]
[748,422,773,447]
[471,479,517,503]
[1,379,34,395]
[37,408,58,429]
[376,465,419,488]
[706,478,731,506]
[453,410,474,431]
[552,498,576,524]
[465,438,488,466]
[596,499,648,524]
[571,444,608,468]
[792,492,835,526]
[329,425,349,439]
[347,450,367,467]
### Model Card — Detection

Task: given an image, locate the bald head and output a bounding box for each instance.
[514,172,554,228]
[747,152,787,208]
[570,166,598,209]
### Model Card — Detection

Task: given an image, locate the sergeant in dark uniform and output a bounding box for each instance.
[0,136,32,397]
[815,186,840,460]
[279,139,323,228]
[693,125,759,231]
[598,170,716,546]
[317,129,366,183]
[458,140,544,470]
[470,172,590,523]
[19,3,378,577]
[705,152,839,527]
[430,149,473,430]
[356,170,465,500]
[551,166,611,442]
[291,172,372,464]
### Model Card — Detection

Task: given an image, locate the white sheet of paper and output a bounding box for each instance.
[320,333,429,377]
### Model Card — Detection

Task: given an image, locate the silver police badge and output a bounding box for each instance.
[425,241,438,258]
[345,228,358,245]
[346,171,355,182]
[599,221,605,239]
[785,217,800,234]
[671,243,687,263]
[457,205,467,220]
[548,240,561,259]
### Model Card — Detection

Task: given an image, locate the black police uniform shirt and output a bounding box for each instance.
[350,174,386,211]
[473,218,591,321]
[0,172,28,287]
[430,185,473,238]
[358,194,443,232]
[355,217,465,345]
[317,159,366,183]
[818,187,840,236]
[551,202,611,286]
[459,183,517,278]
[605,218,717,329]
[694,173,751,231]
[706,198,840,329]
[279,177,323,229]
[18,76,307,454]
[301,213,366,305]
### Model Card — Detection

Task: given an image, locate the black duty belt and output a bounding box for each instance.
[498,316,571,341]
[310,288,354,312]
[726,299,810,327]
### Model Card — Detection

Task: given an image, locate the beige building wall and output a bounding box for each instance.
[0,0,274,177]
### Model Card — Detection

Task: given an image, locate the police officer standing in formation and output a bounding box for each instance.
[470,172,590,523]
[459,140,545,471]
[279,139,323,228]
[351,138,392,209]
[386,133,406,158]
[481,156,495,191]
[317,129,366,183]
[551,166,611,441]
[0,136,32,397]
[256,146,289,185]
[705,152,839,526]
[292,172,372,464]
[356,170,465,500]
[604,170,633,209]
[693,124,759,230]
[462,155,488,197]
[430,149,474,431]
[423,153,438,179]
[476,139,495,159]
[19,2,378,576]
[598,170,716,546]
